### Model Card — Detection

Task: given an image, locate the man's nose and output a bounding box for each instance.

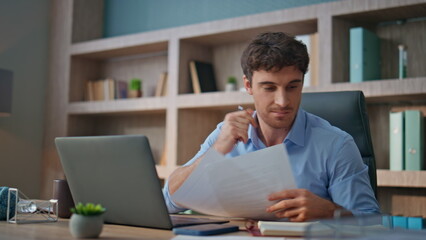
[274,90,289,107]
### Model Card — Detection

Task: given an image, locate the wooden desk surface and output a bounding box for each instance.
[0,218,250,240]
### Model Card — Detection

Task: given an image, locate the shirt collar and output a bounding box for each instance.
[248,109,306,147]
[248,112,264,149]
[284,108,306,147]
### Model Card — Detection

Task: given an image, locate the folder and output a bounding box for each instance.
[389,112,405,170]
[392,216,407,229]
[404,110,424,170]
[407,217,425,230]
[350,27,381,83]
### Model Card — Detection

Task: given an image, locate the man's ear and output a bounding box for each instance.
[243,75,253,95]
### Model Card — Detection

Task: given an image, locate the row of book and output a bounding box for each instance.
[84,72,168,101]
[389,110,424,171]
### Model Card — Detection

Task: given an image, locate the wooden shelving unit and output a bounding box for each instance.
[42,0,426,216]
[377,170,426,188]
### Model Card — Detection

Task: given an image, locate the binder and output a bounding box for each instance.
[404,110,424,170]
[407,217,425,230]
[392,216,408,229]
[350,27,381,83]
[389,112,405,170]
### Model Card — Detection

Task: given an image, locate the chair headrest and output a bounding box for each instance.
[300,91,374,157]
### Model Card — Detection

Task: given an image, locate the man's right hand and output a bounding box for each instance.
[213,108,257,154]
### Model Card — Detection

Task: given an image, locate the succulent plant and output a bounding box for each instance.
[70,203,105,216]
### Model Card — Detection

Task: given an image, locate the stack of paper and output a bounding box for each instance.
[172,144,296,220]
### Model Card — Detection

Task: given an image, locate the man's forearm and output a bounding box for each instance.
[168,156,203,195]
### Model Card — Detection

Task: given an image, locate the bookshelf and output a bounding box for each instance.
[43,0,426,216]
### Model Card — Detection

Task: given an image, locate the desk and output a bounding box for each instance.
[0,219,250,240]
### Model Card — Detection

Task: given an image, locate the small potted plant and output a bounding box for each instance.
[225,76,237,92]
[69,203,106,238]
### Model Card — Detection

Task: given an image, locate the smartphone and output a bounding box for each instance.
[173,224,239,236]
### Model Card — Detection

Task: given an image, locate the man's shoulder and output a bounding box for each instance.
[303,110,351,141]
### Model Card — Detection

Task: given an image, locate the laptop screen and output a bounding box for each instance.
[55,135,173,229]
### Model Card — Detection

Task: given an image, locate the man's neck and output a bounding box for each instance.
[256,118,291,147]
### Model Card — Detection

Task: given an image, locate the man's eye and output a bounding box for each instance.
[264,86,275,91]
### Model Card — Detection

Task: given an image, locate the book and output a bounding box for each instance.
[189,60,217,94]
[92,80,105,101]
[407,216,425,230]
[105,78,115,100]
[115,80,128,99]
[258,221,321,236]
[85,81,94,101]
[350,27,381,83]
[389,111,405,170]
[392,216,408,229]
[404,110,424,170]
[155,72,168,97]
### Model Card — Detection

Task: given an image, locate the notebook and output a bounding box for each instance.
[55,135,228,229]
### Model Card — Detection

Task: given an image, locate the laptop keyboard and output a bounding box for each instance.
[171,215,229,227]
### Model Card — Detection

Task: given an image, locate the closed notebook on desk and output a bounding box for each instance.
[55,135,228,230]
[258,221,321,236]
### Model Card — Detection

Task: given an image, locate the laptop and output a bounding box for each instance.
[55,135,228,229]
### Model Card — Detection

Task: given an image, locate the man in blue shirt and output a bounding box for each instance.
[163,32,380,221]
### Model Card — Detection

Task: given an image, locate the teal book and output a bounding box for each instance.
[350,27,381,83]
[392,216,408,229]
[389,112,404,170]
[407,217,425,230]
[404,110,424,170]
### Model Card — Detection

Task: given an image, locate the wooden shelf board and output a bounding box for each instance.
[377,169,426,188]
[68,97,168,115]
[71,30,170,59]
[176,77,425,110]
[177,91,254,109]
[304,77,426,103]
[335,1,426,24]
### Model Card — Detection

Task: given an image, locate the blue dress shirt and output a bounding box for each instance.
[163,109,380,215]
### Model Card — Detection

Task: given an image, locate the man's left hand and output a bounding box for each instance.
[266,189,341,222]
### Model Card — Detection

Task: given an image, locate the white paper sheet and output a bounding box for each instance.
[172,144,296,220]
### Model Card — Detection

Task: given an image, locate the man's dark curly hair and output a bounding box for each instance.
[241,32,309,83]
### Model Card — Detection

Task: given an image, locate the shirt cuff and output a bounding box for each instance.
[162,180,188,213]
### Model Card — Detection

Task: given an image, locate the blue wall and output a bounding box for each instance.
[104,0,340,37]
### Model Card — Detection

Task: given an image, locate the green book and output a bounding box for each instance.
[350,27,381,83]
[389,112,405,170]
[404,110,424,170]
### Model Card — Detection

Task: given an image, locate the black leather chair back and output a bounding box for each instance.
[300,91,377,197]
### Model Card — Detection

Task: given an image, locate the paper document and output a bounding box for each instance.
[172,144,296,220]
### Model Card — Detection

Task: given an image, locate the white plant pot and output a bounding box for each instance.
[69,214,104,238]
[225,83,237,92]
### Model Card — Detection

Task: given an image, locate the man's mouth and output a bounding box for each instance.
[270,109,292,117]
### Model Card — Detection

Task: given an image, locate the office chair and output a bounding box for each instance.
[300,91,377,197]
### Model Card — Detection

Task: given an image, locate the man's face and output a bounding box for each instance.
[244,66,303,130]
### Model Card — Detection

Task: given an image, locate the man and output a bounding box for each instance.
[163,32,380,222]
